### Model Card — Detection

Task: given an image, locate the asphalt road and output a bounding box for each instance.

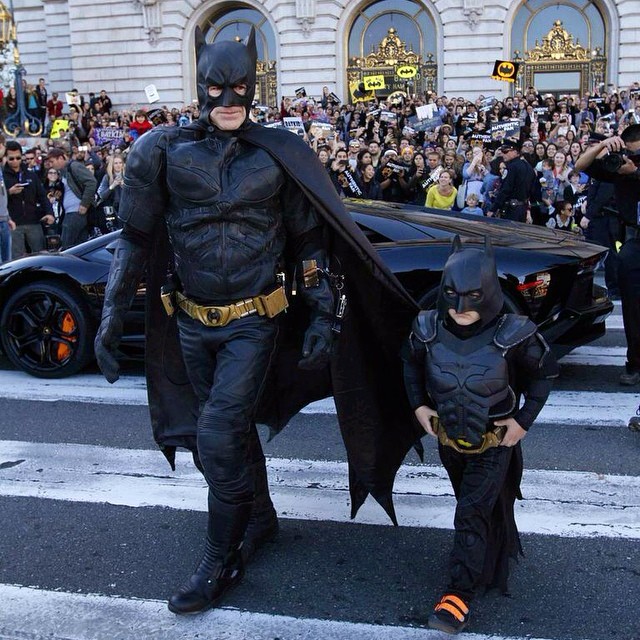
[0,304,639,640]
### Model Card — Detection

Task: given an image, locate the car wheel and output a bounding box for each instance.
[417,286,523,314]
[0,281,95,378]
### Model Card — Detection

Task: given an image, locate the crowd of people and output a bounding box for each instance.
[0,136,126,261]
[0,77,638,390]
[5,79,636,278]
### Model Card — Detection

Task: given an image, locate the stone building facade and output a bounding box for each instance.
[8,0,640,109]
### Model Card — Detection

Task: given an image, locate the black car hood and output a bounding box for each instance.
[346,200,606,260]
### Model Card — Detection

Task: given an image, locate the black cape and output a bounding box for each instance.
[144,122,422,524]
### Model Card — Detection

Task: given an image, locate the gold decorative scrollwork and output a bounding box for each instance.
[514,20,607,95]
[354,27,420,68]
[527,20,588,62]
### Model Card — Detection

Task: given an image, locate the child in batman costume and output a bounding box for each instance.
[94,29,420,614]
[403,236,558,634]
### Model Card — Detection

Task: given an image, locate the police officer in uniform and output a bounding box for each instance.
[403,237,558,634]
[487,140,536,223]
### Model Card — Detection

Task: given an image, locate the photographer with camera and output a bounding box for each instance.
[377,149,409,203]
[579,177,620,298]
[95,153,126,234]
[575,124,640,386]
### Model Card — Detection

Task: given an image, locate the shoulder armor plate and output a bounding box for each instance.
[412,310,438,343]
[494,314,537,349]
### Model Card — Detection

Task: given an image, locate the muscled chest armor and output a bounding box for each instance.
[164,134,287,302]
[425,322,516,445]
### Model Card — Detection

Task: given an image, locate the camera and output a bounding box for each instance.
[602,151,626,172]
[601,150,640,172]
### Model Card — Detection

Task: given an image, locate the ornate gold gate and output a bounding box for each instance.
[255,59,277,106]
[513,20,606,95]
[347,27,437,100]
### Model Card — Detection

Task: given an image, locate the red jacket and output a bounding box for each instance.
[47,99,63,118]
[129,119,153,137]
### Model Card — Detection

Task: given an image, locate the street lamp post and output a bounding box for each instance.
[1,0,42,137]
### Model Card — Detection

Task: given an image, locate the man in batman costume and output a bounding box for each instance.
[94,28,420,614]
[403,237,558,634]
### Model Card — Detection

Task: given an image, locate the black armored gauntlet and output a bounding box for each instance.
[297,248,335,370]
[94,237,148,383]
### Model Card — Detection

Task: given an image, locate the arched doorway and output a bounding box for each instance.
[200,6,277,106]
[510,1,607,96]
[346,0,437,101]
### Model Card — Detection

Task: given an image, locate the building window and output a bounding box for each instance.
[512,0,605,57]
[202,7,275,61]
[348,0,436,61]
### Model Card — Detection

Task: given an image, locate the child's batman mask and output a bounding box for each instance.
[437,235,504,329]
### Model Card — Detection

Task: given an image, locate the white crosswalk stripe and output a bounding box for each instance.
[1,440,638,539]
[0,584,558,640]
[0,371,636,425]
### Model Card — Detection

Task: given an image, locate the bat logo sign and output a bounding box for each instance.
[491,60,518,82]
[364,76,385,90]
[396,65,417,79]
[498,62,515,77]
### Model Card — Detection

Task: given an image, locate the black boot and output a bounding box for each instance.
[168,497,252,615]
[243,458,279,561]
[242,427,279,561]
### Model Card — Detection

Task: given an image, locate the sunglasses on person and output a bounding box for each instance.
[6,155,22,161]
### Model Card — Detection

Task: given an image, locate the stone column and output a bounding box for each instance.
[41,0,73,91]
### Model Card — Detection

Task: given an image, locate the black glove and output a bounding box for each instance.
[298,319,333,370]
[94,315,124,384]
[95,237,147,383]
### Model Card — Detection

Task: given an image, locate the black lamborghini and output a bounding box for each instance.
[0,200,613,378]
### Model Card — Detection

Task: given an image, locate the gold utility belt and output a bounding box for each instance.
[431,416,507,455]
[171,286,288,328]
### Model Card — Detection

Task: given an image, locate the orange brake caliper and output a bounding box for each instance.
[56,312,77,361]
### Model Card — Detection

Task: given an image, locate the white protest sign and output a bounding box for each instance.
[144,84,160,104]
[283,117,304,135]
[416,104,435,120]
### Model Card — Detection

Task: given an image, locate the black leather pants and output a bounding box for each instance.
[585,216,621,295]
[439,443,517,601]
[177,313,279,506]
[503,203,527,223]
[618,236,640,372]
